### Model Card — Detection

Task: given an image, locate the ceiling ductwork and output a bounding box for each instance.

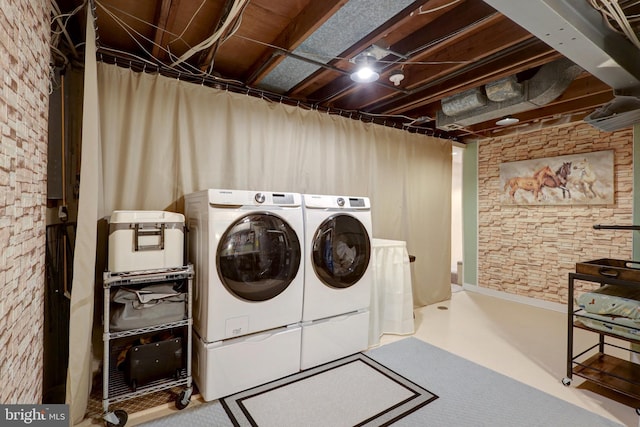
[436,57,582,131]
[584,92,640,132]
[485,76,523,102]
[483,0,640,131]
[440,88,487,116]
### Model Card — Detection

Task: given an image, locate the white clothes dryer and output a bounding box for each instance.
[301,194,372,370]
[185,189,304,401]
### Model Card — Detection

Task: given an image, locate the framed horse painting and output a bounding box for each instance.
[499,150,614,205]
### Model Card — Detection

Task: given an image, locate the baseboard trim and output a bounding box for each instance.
[461,283,567,313]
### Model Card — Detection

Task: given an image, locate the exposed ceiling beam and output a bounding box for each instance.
[287,0,464,97]
[151,0,175,59]
[197,0,240,71]
[323,14,534,110]
[483,0,640,90]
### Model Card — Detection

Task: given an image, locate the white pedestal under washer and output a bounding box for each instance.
[184,189,304,401]
[301,194,372,370]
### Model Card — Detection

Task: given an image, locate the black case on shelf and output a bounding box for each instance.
[124,337,183,391]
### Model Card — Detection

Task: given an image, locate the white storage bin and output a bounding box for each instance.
[108,210,184,272]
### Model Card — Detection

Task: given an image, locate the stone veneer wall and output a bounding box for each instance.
[0,1,51,403]
[478,123,633,304]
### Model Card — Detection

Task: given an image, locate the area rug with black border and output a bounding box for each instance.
[139,337,624,427]
[220,352,438,427]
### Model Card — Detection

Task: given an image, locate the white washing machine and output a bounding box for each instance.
[184,189,304,401]
[301,194,373,370]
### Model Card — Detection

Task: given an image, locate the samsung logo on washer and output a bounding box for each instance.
[1,405,68,426]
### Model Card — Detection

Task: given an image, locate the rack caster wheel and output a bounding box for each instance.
[562,377,571,386]
[105,409,128,427]
[176,388,192,410]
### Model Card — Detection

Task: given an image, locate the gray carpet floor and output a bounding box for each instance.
[140,337,624,427]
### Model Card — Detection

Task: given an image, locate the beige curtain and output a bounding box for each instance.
[97,63,451,306]
[67,7,103,424]
[98,63,451,305]
[68,61,452,422]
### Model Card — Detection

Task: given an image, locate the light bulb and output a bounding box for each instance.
[350,52,380,83]
[351,66,379,83]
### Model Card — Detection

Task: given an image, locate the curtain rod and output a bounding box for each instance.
[95,50,457,140]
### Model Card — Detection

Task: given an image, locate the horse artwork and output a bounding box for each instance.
[503,175,544,201]
[500,151,613,205]
[535,162,572,199]
[570,158,600,199]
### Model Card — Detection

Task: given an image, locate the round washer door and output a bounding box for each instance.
[217,213,301,301]
[311,214,371,288]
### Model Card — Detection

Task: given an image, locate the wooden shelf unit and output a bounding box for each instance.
[566,272,640,402]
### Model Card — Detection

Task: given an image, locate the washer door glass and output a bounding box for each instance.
[312,214,371,289]
[217,213,301,301]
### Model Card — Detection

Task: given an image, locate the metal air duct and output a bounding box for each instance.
[436,57,582,131]
[483,0,640,131]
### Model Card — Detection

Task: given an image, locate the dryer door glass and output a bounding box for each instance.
[217,213,301,301]
[312,214,371,289]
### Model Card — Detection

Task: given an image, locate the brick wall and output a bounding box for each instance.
[0,1,51,403]
[478,123,633,303]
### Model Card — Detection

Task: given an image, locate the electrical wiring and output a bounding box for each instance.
[171,0,207,43]
[95,1,208,77]
[589,0,640,49]
[51,0,86,59]
[232,34,470,66]
[416,0,462,15]
[103,49,441,136]
[170,0,250,67]
[94,0,248,78]
[98,47,247,87]
[98,47,164,69]
[406,14,497,58]
[87,0,454,138]
[51,0,86,33]
[95,0,184,41]
[203,0,251,74]
[94,0,473,85]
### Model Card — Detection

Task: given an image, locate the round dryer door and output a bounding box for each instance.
[311,214,371,288]
[217,213,301,301]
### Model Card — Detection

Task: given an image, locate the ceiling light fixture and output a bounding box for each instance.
[389,69,405,86]
[350,52,380,83]
[496,116,520,126]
